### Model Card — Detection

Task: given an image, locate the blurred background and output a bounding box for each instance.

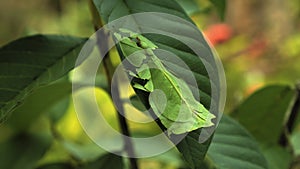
[1,0,300,168]
[1,0,300,111]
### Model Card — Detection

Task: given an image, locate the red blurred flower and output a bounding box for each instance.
[204,23,233,46]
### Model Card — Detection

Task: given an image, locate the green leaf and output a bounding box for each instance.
[231,85,297,145]
[129,95,147,112]
[93,0,194,24]
[207,115,268,169]
[114,30,214,135]
[7,81,72,130]
[82,153,124,169]
[142,148,184,167]
[209,0,226,20]
[0,133,52,169]
[176,130,213,169]
[62,140,106,161]
[0,35,87,123]
[36,163,74,169]
[92,0,221,168]
[175,0,201,15]
[291,130,300,156]
[261,145,291,169]
[46,96,70,123]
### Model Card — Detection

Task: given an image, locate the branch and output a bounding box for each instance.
[278,84,300,147]
[112,74,139,169]
[88,1,138,168]
[286,85,300,133]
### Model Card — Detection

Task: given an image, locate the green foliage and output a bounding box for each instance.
[7,81,72,131]
[231,85,299,169]
[36,153,123,169]
[176,0,202,15]
[175,0,226,19]
[208,115,268,169]
[61,140,105,161]
[114,29,214,135]
[82,153,123,169]
[0,0,299,169]
[175,129,212,169]
[261,145,292,169]
[92,1,218,168]
[291,131,300,156]
[231,85,297,145]
[0,133,52,169]
[36,163,73,169]
[0,35,87,123]
[209,0,226,20]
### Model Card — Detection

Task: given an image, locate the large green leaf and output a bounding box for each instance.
[0,35,87,123]
[92,0,222,168]
[231,85,297,145]
[0,133,52,169]
[207,115,268,169]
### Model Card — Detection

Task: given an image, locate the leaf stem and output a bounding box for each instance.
[112,74,139,169]
[279,84,300,146]
[88,1,139,168]
[286,85,300,133]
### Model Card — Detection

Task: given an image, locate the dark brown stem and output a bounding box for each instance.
[112,74,138,169]
[287,86,300,133]
[278,84,300,146]
[88,1,138,168]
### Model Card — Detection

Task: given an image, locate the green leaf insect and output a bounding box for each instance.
[114,28,215,136]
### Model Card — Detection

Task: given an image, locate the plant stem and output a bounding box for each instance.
[112,74,139,169]
[88,1,138,168]
[278,85,300,146]
[286,85,300,133]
